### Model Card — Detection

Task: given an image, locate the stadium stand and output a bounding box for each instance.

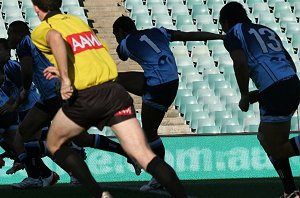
[4,0,298,135]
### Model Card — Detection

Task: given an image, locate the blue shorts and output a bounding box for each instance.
[259,75,300,122]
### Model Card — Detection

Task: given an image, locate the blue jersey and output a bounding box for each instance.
[16,35,59,101]
[0,88,9,107]
[224,23,296,92]
[118,27,178,86]
[1,60,40,112]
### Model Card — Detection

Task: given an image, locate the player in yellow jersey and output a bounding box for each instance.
[31,0,188,197]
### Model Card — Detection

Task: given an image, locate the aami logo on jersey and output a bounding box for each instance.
[66,31,103,54]
[114,106,133,116]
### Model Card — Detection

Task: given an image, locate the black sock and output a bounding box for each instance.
[289,136,300,155]
[18,153,40,178]
[53,145,103,197]
[146,156,187,198]
[93,134,126,157]
[149,138,165,159]
[35,158,52,178]
[269,156,296,194]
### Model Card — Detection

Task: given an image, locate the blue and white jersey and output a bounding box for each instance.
[118,27,178,86]
[224,23,296,92]
[0,88,9,107]
[1,60,40,112]
[16,35,59,101]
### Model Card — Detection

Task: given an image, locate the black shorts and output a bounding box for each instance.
[62,81,135,130]
[260,75,300,122]
[35,96,62,118]
[0,111,19,134]
[143,79,179,112]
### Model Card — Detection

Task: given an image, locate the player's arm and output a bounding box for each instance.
[230,49,250,112]
[116,43,128,61]
[170,30,225,41]
[46,29,73,100]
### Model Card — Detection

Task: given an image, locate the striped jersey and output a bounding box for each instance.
[16,35,58,101]
[224,23,296,92]
[1,60,40,111]
[118,27,178,86]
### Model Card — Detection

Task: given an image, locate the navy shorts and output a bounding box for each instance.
[143,79,179,112]
[62,81,136,130]
[0,111,19,134]
[259,75,300,122]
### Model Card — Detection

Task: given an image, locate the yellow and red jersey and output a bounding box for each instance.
[31,14,117,90]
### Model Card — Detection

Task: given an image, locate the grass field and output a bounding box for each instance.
[0,177,297,198]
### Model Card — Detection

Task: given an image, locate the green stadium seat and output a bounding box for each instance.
[260,21,282,35]
[195,14,214,29]
[175,14,194,29]
[191,80,210,94]
[203,102,226,112]
[186,0,204,9]
[180,24,198,31]
[197,125,221,134]
[182,73,203,85]
[183,103,204,121]
[273,2,292,18]
[186,40,204,51]
[24,7,38,22]
[195,56,216,73]
[150,5,169,21]
[170,4,189,20]
[252,2,271,19]
[257,13,276,24]
[133,14,153,30]
[206,0,224,11]
[233,110,256,126]
[195,88,215,103]
[191,4,209,20]
[62,0,80,7]
[171,45,189,57]
[179,95,198,113]
[221,124,244,133]
[174,89,193,107]
[180,66,198,76]
[130,4,149,17]
[277,11,297,30]
[191,45,210,62]
[246,0,264,9]
[268,0,285,9]
[193,117,216,132]
[212,80,231,92]
[155,15,174,27]
[175,56,194,73]
[28,17,41,29]
[204,73,225,88]
[210,110,232,126]
[244,124,259,132]
[146,1,164,10]
[200,23,219,34]
[125,0,144,10]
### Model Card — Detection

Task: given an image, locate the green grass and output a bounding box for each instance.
[0,178,298,198]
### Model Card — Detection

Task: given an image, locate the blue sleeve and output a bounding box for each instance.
[4,61,22,88]
[118,39,130,60]
[157,27,172,41]
[224,30,243,53]
[16,36,33,59]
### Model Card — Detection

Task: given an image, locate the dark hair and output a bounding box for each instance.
[9,21,31,37]
[31,0,62,12]
[0,38,9,50]
[113,16,137,32]
[219,2,251,25]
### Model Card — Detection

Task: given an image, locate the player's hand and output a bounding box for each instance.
[43,66,60,80]
[249,90,259,104]
[60,79,73,100]
[239,94,250,112]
